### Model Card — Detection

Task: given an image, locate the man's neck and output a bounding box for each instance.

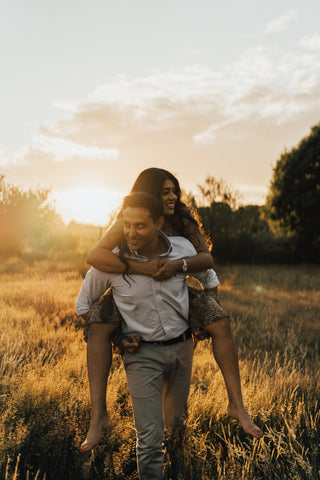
[138,234,167,259]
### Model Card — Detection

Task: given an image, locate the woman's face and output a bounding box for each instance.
[160,179,178,216]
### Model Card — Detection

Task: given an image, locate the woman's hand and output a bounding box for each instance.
[129,258,162,276]
[192,328,210,341]
[152,259,182,281]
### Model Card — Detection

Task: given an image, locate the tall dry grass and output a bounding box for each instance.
[0,256,319,479]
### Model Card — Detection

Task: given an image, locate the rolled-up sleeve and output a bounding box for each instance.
[193,268,219,289]
[76,267,111,316]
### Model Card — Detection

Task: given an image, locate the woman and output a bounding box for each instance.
[87,168,215,280]
[81,168,262,452]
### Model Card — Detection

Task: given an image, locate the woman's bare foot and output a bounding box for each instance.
[80,412,111,452]
[227,403,263,438]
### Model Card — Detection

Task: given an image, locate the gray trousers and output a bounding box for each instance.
[123,338,194,480]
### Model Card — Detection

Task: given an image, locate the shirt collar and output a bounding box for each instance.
[127,230,172,260]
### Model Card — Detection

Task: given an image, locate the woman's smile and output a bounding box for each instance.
[161,179,178,216]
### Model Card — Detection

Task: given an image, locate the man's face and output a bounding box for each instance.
[123,206,162,254]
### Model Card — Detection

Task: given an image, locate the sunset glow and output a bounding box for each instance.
[53,187,125,226]
[1,1,320,224]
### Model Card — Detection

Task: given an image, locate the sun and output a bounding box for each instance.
[53,186,125,226]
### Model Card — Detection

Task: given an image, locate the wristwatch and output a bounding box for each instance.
[181,258,188,273]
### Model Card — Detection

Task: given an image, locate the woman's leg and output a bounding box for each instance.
[203,317,263,438]
[81,322,118,452]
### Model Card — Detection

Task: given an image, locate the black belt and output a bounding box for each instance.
[142,328,192,346]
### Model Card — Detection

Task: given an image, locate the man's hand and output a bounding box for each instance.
[121,335,142,354]
[152,259,182,281]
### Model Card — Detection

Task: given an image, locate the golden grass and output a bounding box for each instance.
[0,257,319,479]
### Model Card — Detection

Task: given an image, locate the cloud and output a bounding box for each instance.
[87,66,228,108]
[0,146,9,167]
[29,135,119,163]
[299,33,320,51]
[5,38,320,206]
[191,44,320,143]
[52,99,79,113]
[265,10,299,34]
[53,50,319,148]
[1,145,31,168]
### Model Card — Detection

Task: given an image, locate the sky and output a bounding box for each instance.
[1,0,320,225]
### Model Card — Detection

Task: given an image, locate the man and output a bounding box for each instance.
[76,192,218,479]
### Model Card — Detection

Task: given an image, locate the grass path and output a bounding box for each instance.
[0,258,319,479]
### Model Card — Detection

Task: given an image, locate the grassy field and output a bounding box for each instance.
[0,255,319,480]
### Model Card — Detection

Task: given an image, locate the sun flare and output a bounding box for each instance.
[53,186,125,226]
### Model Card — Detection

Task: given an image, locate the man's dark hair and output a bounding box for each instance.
[121,192,164,222]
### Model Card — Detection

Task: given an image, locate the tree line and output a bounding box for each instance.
[193,122,320,262]
[0,175,77,256]
[1,122,320,262]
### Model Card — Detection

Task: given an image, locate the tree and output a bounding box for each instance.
[0,176,64,255]
[194,177,238,259]
[265,123,320,259]
[195,176,287,263]
[197,176,242,210]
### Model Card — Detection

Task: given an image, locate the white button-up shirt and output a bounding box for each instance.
[76,233,219,341]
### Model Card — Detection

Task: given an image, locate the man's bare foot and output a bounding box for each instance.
[227,403,263,438]
[80,412,111,452]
